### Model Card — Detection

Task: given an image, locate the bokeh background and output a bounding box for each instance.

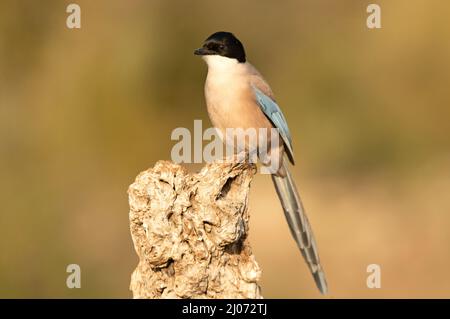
[1,0,449,298]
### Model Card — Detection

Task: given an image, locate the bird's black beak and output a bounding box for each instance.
[194,47,212,56]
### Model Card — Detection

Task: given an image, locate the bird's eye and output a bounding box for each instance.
[219,44,225,50]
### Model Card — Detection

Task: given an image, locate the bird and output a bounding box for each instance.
[194,31,328,294]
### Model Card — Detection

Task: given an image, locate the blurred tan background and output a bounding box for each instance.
[1,0,449,298]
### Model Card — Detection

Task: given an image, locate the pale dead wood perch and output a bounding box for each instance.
[128,158,262,298]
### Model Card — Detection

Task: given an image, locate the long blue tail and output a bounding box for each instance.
[271,160,328,294]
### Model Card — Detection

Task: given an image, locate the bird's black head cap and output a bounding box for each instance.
[194,31,246,63]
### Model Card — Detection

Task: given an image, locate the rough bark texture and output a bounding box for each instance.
[128,159,262,299]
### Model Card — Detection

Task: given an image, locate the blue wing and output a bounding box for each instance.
[252,84,295,164]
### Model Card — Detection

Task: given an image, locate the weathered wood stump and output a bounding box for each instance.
[128,159,262,298]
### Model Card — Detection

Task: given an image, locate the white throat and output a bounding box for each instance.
[203,55,242,74]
